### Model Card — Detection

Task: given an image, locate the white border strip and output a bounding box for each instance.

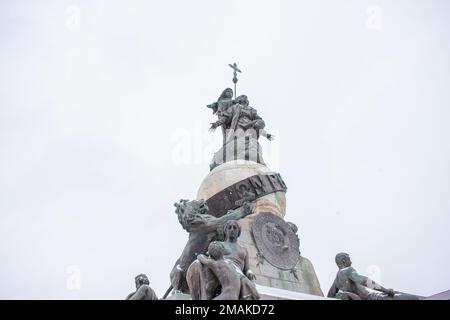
[255,284,335,300]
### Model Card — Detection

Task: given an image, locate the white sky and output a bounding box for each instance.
[1,0,449,299]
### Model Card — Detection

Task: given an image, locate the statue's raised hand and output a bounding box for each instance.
[209,122,218,132]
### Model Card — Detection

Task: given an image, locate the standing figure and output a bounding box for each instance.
[207,88,236,144]
[207,91,273,170]
[126,274,158,300]
[327,253,420,300]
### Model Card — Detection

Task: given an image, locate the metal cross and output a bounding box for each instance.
[228,63,242,98]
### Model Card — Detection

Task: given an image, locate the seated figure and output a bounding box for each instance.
[187,220,260,300]
[126,274,158,300]
[327,253,420,300]
[196,241,242,300]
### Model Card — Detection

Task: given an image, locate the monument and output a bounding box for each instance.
[126,64,443,301]
[164,64,323,300]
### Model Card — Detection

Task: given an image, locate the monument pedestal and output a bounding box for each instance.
[197,160,324,297]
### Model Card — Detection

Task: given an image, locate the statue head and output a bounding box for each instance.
[218,88,233,101]
[224,220,241,242]
[207,241,224,260]
[236,94,249,106]
[335,252,352,269]
[174,199,210,232]
[134,274,150,289]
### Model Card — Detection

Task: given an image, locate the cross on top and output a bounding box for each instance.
[229,62,242,74]
[228,63,242,84]
[228,63,242,98]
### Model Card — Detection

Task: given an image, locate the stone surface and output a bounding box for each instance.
[235,216,323,296]
[197,160,286,218]
[165,292,192,300]
[210,136,266,170]
[425,290,450,300]
[256,285,333,300]
[205,173,286,217]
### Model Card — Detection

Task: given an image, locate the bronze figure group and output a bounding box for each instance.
[125,67,422,301]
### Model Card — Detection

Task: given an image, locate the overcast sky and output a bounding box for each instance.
[1,0,449,299]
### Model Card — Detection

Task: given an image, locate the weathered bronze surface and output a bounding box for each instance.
[206,173,287,217]
[327,253,421,300]
[206,88,274,170]
[252,212,299,270]
[125,274,158,300]
[169,199,254,294]
[187,220,259,300]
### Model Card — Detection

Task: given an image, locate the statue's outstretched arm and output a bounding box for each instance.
[202,202,253,233]
[197,254,214,267]
[260,129,275,141]
[210,118,227,131]
[219,202,253,223]
[349,269,391,294]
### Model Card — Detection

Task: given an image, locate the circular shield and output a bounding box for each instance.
[252,212,299,270]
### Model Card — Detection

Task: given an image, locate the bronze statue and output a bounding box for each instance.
[126,274,158,300]
[208,92,273,142]
[228,95,274,142]
[186,220,260,300]
[195,242,244,300]
[207,89,274,170]
[207,88,236,140]
[327,253,420,300]
[168,199,254,295]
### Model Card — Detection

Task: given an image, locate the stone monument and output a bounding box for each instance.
[164,64,323,300]
[125,64,443,301]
